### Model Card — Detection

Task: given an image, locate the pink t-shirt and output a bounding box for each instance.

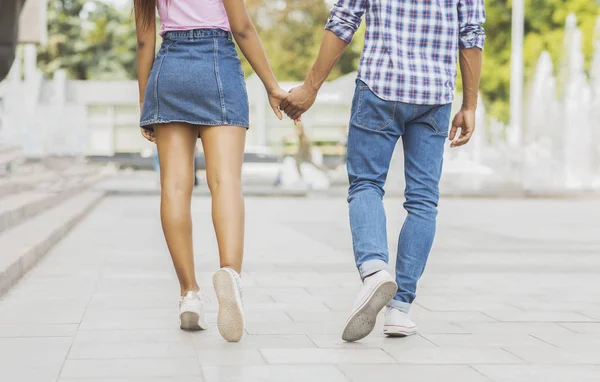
[157,0,231,36]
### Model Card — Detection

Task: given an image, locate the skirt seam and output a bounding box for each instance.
[153,40,176,121]
[213,37,227,122]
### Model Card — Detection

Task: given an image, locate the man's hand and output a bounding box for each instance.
[280,84,318,120]
[449,107,476,148]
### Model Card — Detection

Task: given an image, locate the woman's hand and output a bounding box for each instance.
[140,127,156,143]
[268,87,288,120]
[139,100,156,143]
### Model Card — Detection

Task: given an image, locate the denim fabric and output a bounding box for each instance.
[347,80,451,313]
[140,29,249,131]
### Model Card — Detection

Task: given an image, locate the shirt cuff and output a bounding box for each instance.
[459,26,486,50]
[325,16,356,44]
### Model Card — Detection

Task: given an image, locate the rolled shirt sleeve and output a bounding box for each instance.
[458,0,486,50]
[324,0,367,44]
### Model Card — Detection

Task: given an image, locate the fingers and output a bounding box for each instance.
[291,109,304,121]
[280,97,291,111]
[449,125,458,141]
[450,127,474,148]
[284,106,299,119]
[272,105,283,120]
[141,128,157,143]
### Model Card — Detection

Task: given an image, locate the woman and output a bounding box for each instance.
[134,0,286,342]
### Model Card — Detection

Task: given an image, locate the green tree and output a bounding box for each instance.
[477,0,599,122]
[243,0,361,81]
[38,0,136,80]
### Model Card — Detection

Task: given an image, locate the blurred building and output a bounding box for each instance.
[1,71,355,158]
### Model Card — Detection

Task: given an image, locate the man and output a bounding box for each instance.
[281,0,485,342]
[0,0,25,81]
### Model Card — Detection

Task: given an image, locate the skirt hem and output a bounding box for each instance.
[140,119,250,130]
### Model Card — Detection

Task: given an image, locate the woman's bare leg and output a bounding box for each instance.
[199,125,246,274]
[154,123,200,296]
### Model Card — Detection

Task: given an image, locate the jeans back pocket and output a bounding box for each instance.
[355,81,396,131]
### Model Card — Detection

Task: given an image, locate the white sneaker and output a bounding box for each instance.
[342,270,397,342]
[383,306,418,337]
[213,267,245,342]
[179,291,208,331]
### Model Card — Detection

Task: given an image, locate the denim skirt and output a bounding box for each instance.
[140,29,250,132]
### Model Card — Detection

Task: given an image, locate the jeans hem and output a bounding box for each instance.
[358,259,388,280]
[387,299,411,313]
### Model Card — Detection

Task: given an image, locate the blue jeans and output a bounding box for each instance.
[347,80,452,313]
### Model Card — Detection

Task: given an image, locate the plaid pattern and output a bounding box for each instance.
[325,0,486,105]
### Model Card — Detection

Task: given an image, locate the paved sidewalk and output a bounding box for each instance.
[1,196,600,382]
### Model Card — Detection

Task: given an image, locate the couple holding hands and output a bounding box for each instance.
[134,0,485,343]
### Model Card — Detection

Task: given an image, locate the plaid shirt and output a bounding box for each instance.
[325,0,486,105]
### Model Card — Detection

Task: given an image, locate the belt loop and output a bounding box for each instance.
[188,30,193,40]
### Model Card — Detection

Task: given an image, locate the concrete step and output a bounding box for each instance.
[0,145,23,175]
[0,177,37,199]
[0,191,104,295]
[0,171,105,234]
[0,163,100,198]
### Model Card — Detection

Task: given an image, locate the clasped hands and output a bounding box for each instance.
[267,83,318,122]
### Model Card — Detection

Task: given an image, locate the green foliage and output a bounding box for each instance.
[37,0,600,122]
[478,0,599,122]
[38,0,136,80]
[243,0,361,81]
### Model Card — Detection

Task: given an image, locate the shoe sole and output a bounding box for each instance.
[180,312,203,331]
[342,280,397,342]
[383,326,418,337]
[213,269,244,342]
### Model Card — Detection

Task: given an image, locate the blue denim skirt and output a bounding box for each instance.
[140,29,250,132]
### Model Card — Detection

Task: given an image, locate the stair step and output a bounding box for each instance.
[0,172,105,234]
[0,178,36,199]
[0,191,104,295]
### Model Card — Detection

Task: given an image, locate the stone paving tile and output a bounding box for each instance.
[502,346,600,364]
[260,348,396,364]
[382,346,523,364]
[482,311,597,323]
[307,334,438,349]
[421,333,553,348]
[339,364,491,382]
[0,337,72,381]
[457,322,576,336]
[0,323,79,338]
[0,337,72,365]
[473,365,600,382]
[191,333,316,350]
[560,323,600,334]
[68,341,196,359]
[2,196,600,381]
[245,321,347,335]
[60,359,203,379]
[73,329,193,344]
[2,363,64,382]
[59,379,204,382]
[196,349,267,366]
[201,365,348,382]
[530,332,600,348]
[0,306,87,324]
